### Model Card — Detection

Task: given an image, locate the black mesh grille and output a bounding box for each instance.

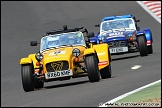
[46,61,69,72]
[108,40,126,48]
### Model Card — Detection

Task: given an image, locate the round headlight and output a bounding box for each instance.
[35,52,43,61]
[72,48,80,57]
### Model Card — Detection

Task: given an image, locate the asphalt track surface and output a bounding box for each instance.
[1,1,161,107]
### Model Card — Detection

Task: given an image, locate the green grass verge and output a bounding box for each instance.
[116,82,161,103]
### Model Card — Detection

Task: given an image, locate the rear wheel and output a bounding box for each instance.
[137,36,148,56]
[148,44,153,54]
[85,54,100,82]
[21,64,34,92]
[100,64,111,79]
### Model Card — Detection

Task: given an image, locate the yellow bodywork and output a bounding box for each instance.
[84,43,111,70]
[41,46,86,74]
[20,43,111,78]
[20,54,40,68]
[93,44,111,70]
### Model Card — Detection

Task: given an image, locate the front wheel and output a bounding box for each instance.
[21,64,34,92]
[100,64,111,79]
[85,54,100,82]
[137,36,148,56]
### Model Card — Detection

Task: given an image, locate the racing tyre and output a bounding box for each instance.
[148,45,153,54]
[21,64,34,92]
[85,54,100,82]
[137,36,148,56]
[100,64,111,79]
[34,80,44,89]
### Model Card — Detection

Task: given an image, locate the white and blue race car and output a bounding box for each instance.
[90,14,153,56]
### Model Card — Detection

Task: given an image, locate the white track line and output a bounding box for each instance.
[99,80,161,107]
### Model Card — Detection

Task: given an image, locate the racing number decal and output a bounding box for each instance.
[109,32,124,36]
[49,50,66,56]
[51,62,63,71]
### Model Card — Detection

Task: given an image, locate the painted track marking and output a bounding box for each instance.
[131,65,141,69]
[99,80,161,107]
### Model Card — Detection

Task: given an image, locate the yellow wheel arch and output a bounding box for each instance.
[20,54,39,68]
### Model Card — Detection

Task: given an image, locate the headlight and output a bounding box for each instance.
[72,48,80,57]
[35,52,43,61]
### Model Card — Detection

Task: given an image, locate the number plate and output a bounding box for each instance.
[110,47,128,53]
[45,69,73,79]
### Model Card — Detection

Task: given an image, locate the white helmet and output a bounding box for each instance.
[129,24,134,29]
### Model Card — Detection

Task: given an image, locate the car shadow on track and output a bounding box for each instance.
[112,54,140,61]
[44,80,89,89]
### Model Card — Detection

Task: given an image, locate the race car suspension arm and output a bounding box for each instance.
[74,62,87,73]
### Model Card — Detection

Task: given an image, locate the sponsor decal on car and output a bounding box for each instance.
[49,50,66,56]
[98,61,108,66]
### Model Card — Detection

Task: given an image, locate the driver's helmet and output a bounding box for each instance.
[127,20,134,28]
[76,32,83,44]
[129,24,134,28]
[47,36,59,47]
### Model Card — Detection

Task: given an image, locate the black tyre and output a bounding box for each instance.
[137,36,148,56]
[148,45,153,54]
[85,54,100,82]
[34,80,44,89]
[100,64,111,79]
[21,64,34,92]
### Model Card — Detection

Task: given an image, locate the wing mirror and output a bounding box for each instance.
[30,41,38,46]
[135,19,140,22]
[95,24,100,27]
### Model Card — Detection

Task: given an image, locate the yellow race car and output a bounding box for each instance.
[19,25,112,92]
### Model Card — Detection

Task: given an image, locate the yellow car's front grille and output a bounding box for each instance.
[46,61,69,72]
